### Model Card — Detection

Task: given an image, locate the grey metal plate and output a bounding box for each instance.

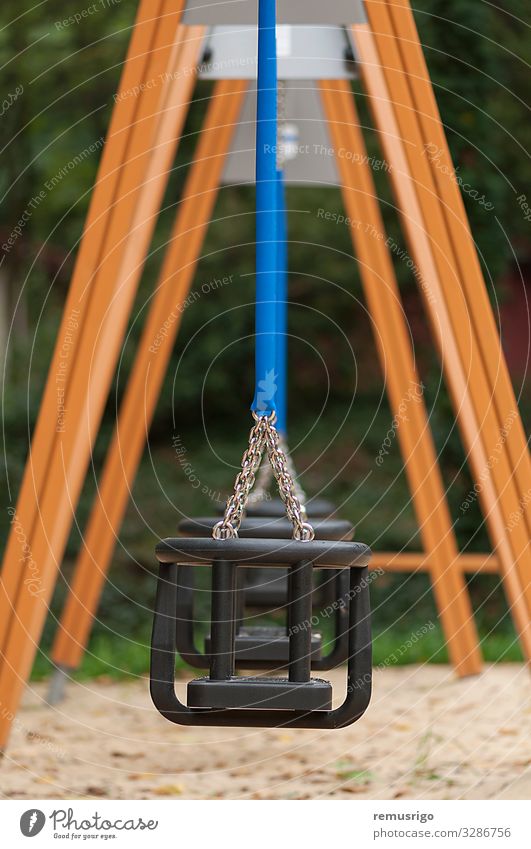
[184,0,366,25]
[156,536,371,568]
[222,81,340,186]
[199,25,356,80]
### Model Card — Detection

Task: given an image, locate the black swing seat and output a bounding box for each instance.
[178,516,353,669]
[150,536,372,728]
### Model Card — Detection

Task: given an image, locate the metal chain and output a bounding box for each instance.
[248,437,307,514]
[247,439,308,526]
[264,423,314,540]
[212,414,269,540]
[213,413,314,541]
[279,433,308,521]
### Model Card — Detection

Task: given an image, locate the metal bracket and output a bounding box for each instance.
[183,0,366,25]
[198,25,357,80]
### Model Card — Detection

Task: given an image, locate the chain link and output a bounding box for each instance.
[247,455,273,505]
[212,413,315,542]
[247,438,308,521]
[264,422,314,540]
[212,414,268,540]
[279,433,308,521]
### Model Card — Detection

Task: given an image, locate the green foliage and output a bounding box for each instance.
[413,0,529,280]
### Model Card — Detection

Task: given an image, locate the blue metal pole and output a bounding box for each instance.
[275,167,288,434]
[252,0,278,418]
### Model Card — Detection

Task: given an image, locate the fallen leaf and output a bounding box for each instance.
[26,731,53,744]
[154,784,184,797]
[393,723,412,732]
[86,786,106,797]
[342,785,369,794]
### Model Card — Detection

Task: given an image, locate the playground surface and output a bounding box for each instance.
[1,664,529,801]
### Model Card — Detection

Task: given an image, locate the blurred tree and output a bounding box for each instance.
[0,0,528,500]
[414,0,528,282]
[0,0,135,368]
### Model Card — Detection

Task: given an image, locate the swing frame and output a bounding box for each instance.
[0,0,529,748]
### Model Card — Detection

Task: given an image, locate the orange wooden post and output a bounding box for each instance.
[0,0,165,655]
[370,553,500,575]
[387,0,531,548]
[49,79,247,680]
[363,0,531,619]
[0,10,202,749]
[320,80,482,675]
[351,16,531,657]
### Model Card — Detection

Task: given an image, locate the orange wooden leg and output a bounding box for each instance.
[320,80,482,676]
[387,0,531,547]
[370,553,500,575]
[0,9,201,749]
[0,0,165,655]
[50,79,247,676]
[351,17,531,658]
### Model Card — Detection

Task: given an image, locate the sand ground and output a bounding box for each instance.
[1,664,530,800]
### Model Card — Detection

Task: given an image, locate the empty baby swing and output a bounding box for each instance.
[149,0,372,729]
